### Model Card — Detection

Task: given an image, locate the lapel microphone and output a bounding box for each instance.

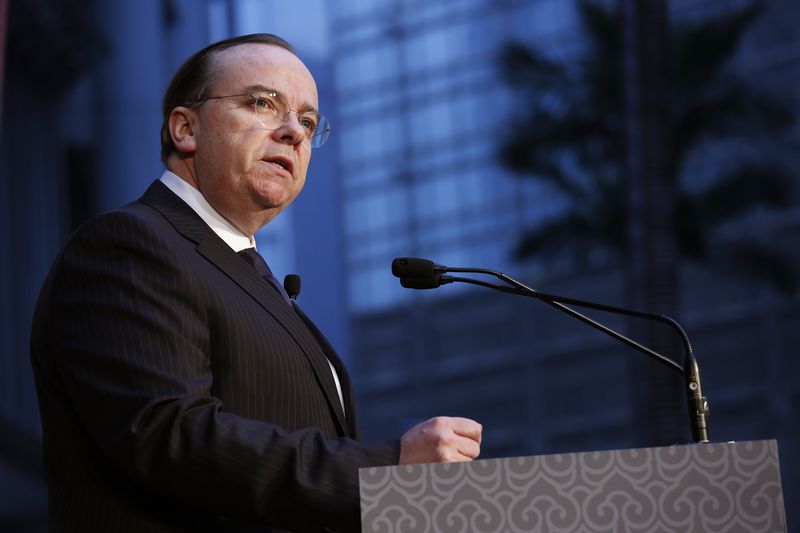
[283,274,301,301]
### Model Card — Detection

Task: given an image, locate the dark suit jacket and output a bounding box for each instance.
[30,180,399,532]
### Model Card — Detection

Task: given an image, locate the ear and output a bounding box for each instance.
[168,106,197,154]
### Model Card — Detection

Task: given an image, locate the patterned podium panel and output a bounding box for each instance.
[360,440,786,532]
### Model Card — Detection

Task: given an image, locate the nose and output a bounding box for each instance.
[272,110,306,146]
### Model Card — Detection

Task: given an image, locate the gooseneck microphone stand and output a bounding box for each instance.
[393,258,710,443]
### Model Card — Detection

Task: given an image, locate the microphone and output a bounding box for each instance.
[391,256,710,443]
[391,257,444,280]
[283,274,301,301]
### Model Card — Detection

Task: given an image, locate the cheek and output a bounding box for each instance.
[214,138,260,176]
[296,148,312,176]
[202,119,260,165]
[196,129,234,166]
[293,173,307,194]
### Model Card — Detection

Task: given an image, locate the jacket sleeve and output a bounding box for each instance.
[32,210,399,531]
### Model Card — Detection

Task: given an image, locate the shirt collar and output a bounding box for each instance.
[159,170,254,252]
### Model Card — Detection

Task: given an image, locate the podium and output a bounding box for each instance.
[360,440,787,532]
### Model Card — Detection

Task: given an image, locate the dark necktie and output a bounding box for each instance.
[237,248,293,306]
[239,248,347,420]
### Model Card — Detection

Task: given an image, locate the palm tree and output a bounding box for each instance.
[500,1,795,293]
[500,0,795,444]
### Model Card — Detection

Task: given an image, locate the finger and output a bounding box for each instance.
[455,437,481,459]
[450,418,482,441]
[449,451,477,462]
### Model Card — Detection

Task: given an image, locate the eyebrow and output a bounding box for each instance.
[242,84,320,115]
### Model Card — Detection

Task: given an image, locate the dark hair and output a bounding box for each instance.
[160,33,296,162]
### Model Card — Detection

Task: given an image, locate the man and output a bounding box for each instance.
[30,34,482,532]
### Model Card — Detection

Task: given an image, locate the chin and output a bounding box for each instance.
[251,182,294,205]
[257,193,295,213]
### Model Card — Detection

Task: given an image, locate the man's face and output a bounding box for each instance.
[188,44,319,233]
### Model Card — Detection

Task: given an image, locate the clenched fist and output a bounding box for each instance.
[399,416,482,464]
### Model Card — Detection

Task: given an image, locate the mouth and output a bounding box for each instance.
[262,156,294,176]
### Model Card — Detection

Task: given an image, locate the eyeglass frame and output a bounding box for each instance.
[186,89,331,148]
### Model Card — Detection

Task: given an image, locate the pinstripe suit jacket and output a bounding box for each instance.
[30,180,398,532]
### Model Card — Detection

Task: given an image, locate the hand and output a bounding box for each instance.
[399,416,482,465]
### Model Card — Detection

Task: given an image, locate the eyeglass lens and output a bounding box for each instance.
[253,93,331,148]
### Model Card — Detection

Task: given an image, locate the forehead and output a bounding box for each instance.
[209,43,318,106]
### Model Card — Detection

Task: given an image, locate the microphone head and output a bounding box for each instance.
[391,257,438,279]
[283,274,301,300]
[400,277,440,290]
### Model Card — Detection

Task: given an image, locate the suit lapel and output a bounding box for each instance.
[139,180,348,435]
[292,302,358,438]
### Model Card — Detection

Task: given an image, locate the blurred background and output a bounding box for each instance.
[1,0,798,530]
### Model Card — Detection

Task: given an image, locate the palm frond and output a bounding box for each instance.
[699,164,794,227]
[502,105,615,174]
[513,211,594,261]
[498,146,587,198]
[577,1,622,60]
[672,3,763,92]
[674,83,795,164]
[500,42,566,89]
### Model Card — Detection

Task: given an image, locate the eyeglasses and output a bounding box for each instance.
[191,90,331,148]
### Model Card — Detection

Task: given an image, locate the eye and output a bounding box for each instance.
[300,115,318,133]
[253,93,279,112]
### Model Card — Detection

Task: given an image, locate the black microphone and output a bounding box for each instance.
[392,257,451,290]
[391,257,710,443]
[283,274,301,301]
[391,258,444,279]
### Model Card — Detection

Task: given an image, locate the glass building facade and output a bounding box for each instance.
[330,0,587,313]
